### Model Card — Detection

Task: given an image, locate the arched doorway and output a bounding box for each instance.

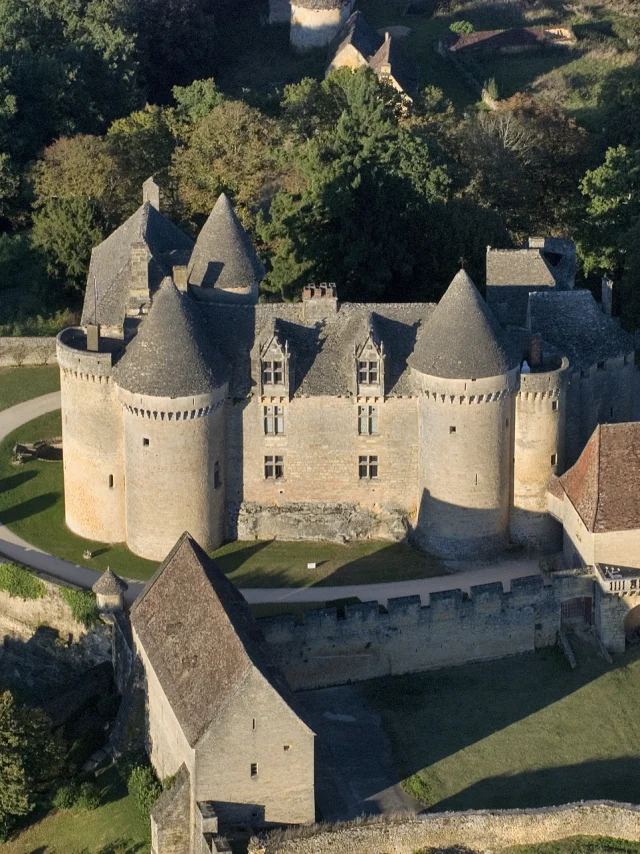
[624,605,640,643]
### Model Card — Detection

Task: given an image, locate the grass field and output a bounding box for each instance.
[0,365,60,411]
[0,411,447,587]
[501,840,640,854]
[2,764,149,854]
[361,639,640,811]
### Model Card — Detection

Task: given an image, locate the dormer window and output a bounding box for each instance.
[358,360,379,385]
[262,360,284,386]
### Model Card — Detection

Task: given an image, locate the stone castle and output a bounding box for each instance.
[56,180,635,562]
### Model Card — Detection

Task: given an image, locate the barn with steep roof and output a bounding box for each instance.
[131,532,314,850]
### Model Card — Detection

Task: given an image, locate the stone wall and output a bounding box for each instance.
[259,572,593,690]
[290,2,352,50]
[251,802,640,854]
[0,336,56,367]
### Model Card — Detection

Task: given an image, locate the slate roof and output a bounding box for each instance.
[82,203,194,328]
[369,36,419,96]
[92,568,128,595]
[194,299,430,397]
[556,423,640,533]
[527,290,633,370]
[409,270,519,379]
[328,11,383,64]
[130,533,309,747]
[113,279,228,398]
[188,194,265,291]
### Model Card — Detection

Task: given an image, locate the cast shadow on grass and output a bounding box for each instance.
[433,757,640,812]
[0,491,59,524]
[353,644,640,808]
[0,469,37,492]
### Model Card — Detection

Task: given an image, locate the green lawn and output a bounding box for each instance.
[0,365,60,411]
[361,639,640,811]
[2,764,149,854]
[502,840,640,854]
[0,411,447,587]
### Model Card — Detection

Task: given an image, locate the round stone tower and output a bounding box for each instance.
[409,270,520,560]
[290,0,354,51]
[510,353,569,550]
[56,327,126,543]
[113,279,229,561]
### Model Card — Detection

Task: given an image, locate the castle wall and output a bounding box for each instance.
[510,359,568,549]
[260,573,593,690]
[559,499,594,568]
[414,369,518,559]
[119,385,227,561]
[269,0,291,24]
[566,355,635,466]
[0,336,57,367]
[226,394,418,539]
[594,531,640,570]
[253,802,640,854]
[290,2,352,50]
[195,668,315,827]
[57,331,126,542]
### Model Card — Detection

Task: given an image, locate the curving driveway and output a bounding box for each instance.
[0,393,545,607]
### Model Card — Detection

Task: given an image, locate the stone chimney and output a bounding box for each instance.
[86,324,100,353]
[529,333,542,368]
[601,276,613,317]
[173,265,189,292]
[128,242,150,313]
[302,283,338,322]
[143,176,161,211]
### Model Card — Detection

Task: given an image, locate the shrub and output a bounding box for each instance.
[0,563,46,600]
[450,20,474,34]
[484,77,499,99]
[60,588,100,627]
[52,781,80,809]
[128,763,162,818]
[75,780,101,811]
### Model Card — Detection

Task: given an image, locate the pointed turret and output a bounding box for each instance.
[187,193,264,300]
[410,269,517,379]
[113,278,227,398]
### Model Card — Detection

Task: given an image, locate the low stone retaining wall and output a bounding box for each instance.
[0,336,57,367]
[252,801,640,853]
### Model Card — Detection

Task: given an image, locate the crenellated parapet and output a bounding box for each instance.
[259,571,595,690]
[56,328,121,381]
[518,356,569,402]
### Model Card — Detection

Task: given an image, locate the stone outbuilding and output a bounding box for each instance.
[327,12,419,98]
[92,568,128,612]
[131,532,315,854]
[289,0,354,51]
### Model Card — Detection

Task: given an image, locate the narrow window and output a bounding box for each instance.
[108,474,114,489]
[597,361,605,371]
[264,455,284,480]
[551,453,557,466]
[505,418,509,427]
[610,407,614,419]
[449,425,456,434]
[273,361,283,384]
[475,473,478,486]
[214,460,221,490]
[264,405,284,435]
[262,361,273,385]
[283,745,291,752]
[252,718,256,730]
[142,437,150,447]
[358,405,378,435]
[552,400,558,412]
[250,763,258,778]
[359,455,378,479]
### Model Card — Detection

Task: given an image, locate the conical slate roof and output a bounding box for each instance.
[92,568,128,595]
[187,193,265,291]
[410,269,517,379]
[113,279,228,397]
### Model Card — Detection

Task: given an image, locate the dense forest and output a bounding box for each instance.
[1,0,640,332]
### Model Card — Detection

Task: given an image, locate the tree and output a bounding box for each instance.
[0,690,63,840]
[32,196,106,289]
[259,69,452,301]
[170,78,224,136]
[598,65,640,149]
[172,98,283,225]
[449,20,474,34]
